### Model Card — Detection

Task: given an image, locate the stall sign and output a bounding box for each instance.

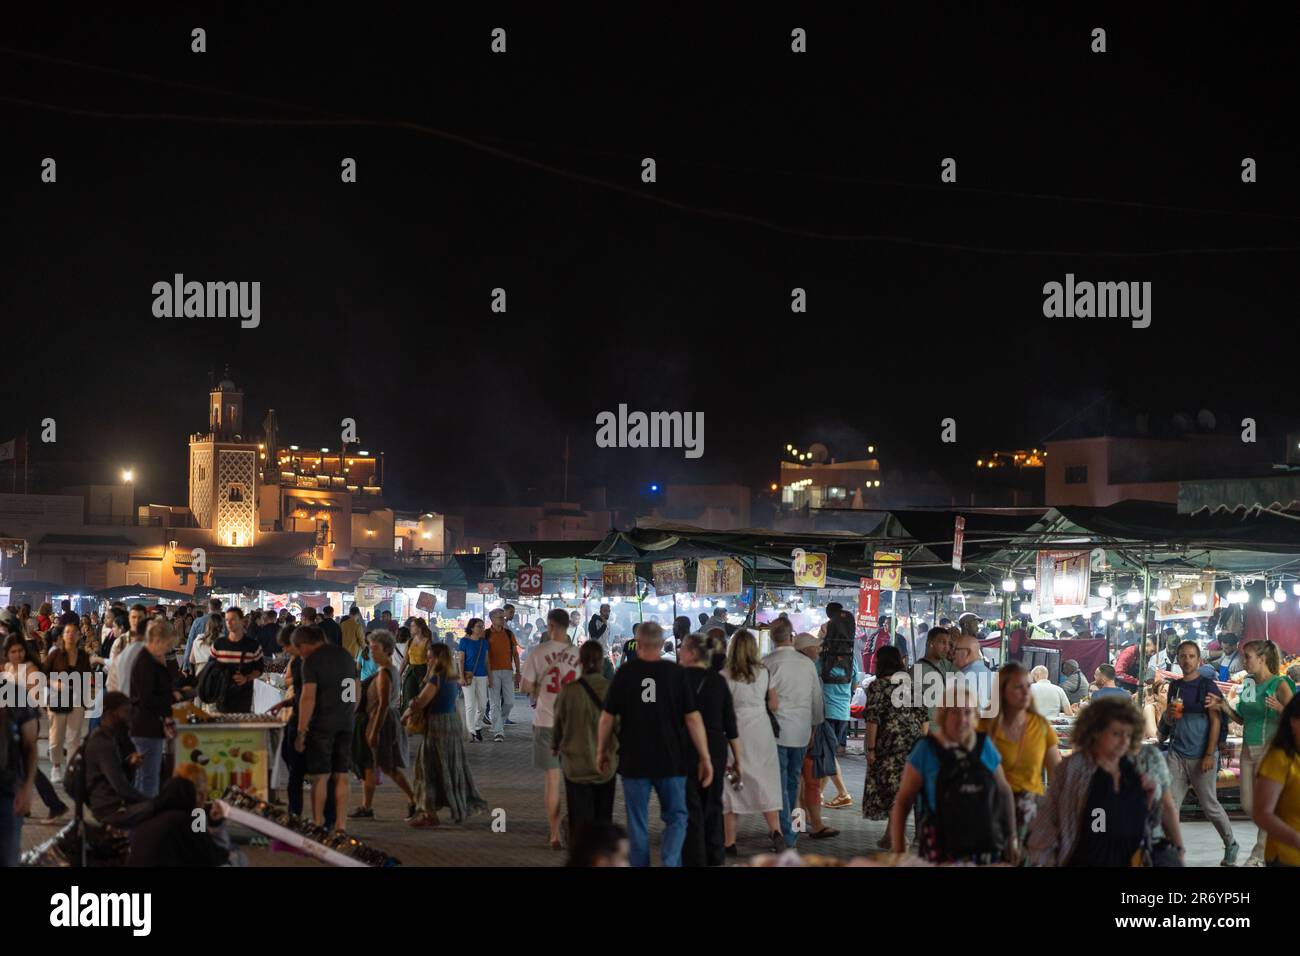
[952,516,966,571]
[792,551,828,589]
[857,577,881,628]
[178,726,268,799]
[695,558,744,596]
[1035,550,1091,611]
[652,559,689,595]
[445,587,466,610]
[873,551,903,592]
[415,591,437,612]
[602,563,639,597]
[476,582,496,595]
[517,564,544,597]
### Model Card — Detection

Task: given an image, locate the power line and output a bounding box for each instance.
[7,93,1300,259]
[6,43,1295,226]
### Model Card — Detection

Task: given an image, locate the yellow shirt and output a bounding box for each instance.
[980,713,1058,795]
[1257,747,1300,867]
[407,640,428,665]
[340,617,365,658]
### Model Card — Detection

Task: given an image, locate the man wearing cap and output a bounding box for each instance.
[762,619,820,849]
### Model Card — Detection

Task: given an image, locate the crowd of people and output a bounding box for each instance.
[5,592,1300,871]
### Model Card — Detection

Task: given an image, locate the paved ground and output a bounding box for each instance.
[20,699,1262,867]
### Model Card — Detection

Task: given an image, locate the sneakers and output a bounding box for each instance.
[493,733,504,743]
[406,803,418,821]
[50,767,63,784]
[1222,841,1240,866]
[482,716,492,727]
[505,719,516,725]
[471,730,483,742]
[769,830,784,854]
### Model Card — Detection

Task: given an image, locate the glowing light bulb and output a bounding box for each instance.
[1098,583,1113,599]
[1274,587,1287,603]
[1262,598,1277,613]
[1001,577,1016,592]
[1191,591,1208,607]
[1022,577,1036,592]
[1156,587,1172,602]
[1125,588,1142,605]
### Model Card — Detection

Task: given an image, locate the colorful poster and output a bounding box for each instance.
[873,551,903,592]
[602,563,638,597]
[695,558,744,596]
[857,577,881,628]
[1035,550,1091,611]
[178,726,269,799]
[476,582,496,595]
[952,516,966,571]
[652,558,689,595]
[445,587,466,610]
[517,564,543,597]
[415,591,437,612]
[792,551,828,588]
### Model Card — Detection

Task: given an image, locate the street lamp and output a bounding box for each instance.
[122,469,134,483]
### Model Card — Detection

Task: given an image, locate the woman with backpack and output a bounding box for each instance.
[1027,695,1157,866]
[552,639,620,844]
[979,662,1062,853]
[889,702,1017,864]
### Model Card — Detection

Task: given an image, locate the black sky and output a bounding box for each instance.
[4,6,1298,511]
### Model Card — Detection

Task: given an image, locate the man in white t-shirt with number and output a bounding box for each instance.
[521,607,583,850]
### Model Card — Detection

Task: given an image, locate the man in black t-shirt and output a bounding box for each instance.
[318,606,344,648]
[597,621,711,868]
[291,625,358,831]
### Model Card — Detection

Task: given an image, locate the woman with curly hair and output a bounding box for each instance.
[1027,695,1155,866]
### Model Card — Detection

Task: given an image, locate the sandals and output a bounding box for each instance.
[809,827,840,839]
[823,794,853,809]
[407,813,440,828]
[348,806,375,819]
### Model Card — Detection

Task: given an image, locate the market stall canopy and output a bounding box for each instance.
[94,585,194,601]
[211,574,342,594]
[861,509,1049,570]
[1179,473,1300,517]
[1,579,79,595]
[1058,502,1300,564]
[587,521,871,587]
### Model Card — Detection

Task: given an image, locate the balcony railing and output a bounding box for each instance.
[85,515,164,527]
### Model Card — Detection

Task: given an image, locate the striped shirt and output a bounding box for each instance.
[209,636,264,675]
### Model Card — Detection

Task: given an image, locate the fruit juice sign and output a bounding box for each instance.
[179,726,269,798]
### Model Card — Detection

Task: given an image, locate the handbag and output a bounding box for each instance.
[762,672,781,737]
[403,676,434,734]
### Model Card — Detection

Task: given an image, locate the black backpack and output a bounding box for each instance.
[925,733,1004,860]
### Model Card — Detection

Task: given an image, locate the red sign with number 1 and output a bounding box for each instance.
[857,578,881,628]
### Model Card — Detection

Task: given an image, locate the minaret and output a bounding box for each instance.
[190,372,258,547]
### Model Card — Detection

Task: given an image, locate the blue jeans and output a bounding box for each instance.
[621,776,688,867]
[131,736,166,797]
[777,745,805,847]
[0,795,20,867]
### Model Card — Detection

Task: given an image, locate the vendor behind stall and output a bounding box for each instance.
[209,608,264,713]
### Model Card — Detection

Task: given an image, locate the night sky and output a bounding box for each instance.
[5,7,1298,512]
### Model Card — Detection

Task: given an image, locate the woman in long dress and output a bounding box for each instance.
[402,643,488,827]
[861,646,928,847]
[721,629,784,855]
